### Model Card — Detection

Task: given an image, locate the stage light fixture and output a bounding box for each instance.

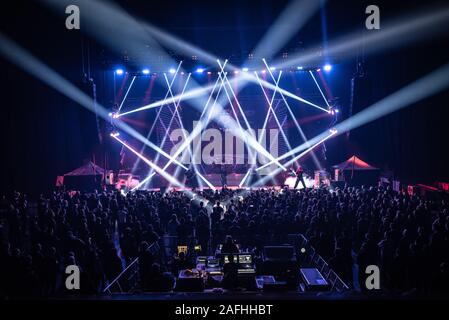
[297,66,303,70]
[234,70,239,74]
[196,67,204,74]
[261,69,267,74]
[323,64,332,72]
[142,68,150,75]
[115,68,124,75]
[270,66,276,71]
[169,68,176,74]
[110,131,120,137]
[108,112,113,117]
[335,109,339,113]
[207,71,212,75]
[242,67,249,72]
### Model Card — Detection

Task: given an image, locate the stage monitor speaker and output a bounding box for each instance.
[78,78,100,157]
[159,186,168,194]
[300,268,330,291]
[350,75,373,115]
[175,270,204,292]
[262,246,298,279]
[263,246,296,262]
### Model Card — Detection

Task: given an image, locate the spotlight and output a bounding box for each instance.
[335,109,340,113]
[261,69,267,74]
[323,64,332,72]
[242,67,249,72]
[316,68,321,72]
[110,131,120,137]
[196,67,204,74]
[329,128,338,134]
[207,71,212,75]
[169,68,176,74]
[142,68,150,75]
[115,68,124,75]
[108,112,113,117]
[234,70,239,74]
[270,66,276,71]
[297,66,303,70]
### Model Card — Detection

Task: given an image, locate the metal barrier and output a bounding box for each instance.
[103,240,161,293]
[103,256,139,293]
[290,233,350,292]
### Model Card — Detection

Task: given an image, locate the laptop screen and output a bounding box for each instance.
[177,246,188,255]
[238,254,252,264]
[223,255,238,263]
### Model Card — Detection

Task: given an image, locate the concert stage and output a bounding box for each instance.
[102,53,340,193]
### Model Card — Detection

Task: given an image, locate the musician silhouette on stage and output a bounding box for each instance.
[294,165,306,189]
[185,167,197,190]
[219,164,227,188]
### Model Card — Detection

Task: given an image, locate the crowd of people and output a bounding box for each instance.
[1,185,448,297]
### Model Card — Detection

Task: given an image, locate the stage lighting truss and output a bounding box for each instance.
[118,75,136,112]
